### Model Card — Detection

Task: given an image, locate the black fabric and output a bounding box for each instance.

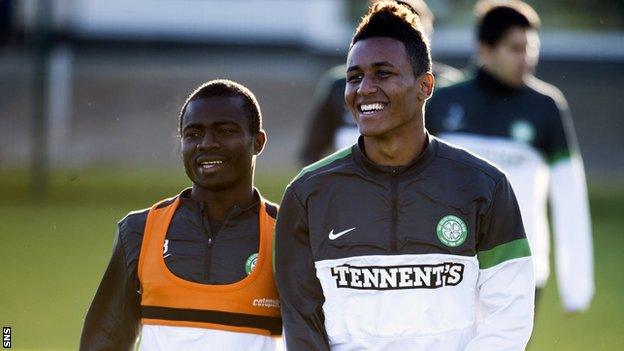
[275,188,330,351]
[477,176,526,252]
[352,133,437,179]
[265,202,279,219]
[476,67,522,96]
[80,188,277,350]
[156,189,261,283]
[141,306,282,335]
[292,137,508,259]
[426,68,575,163]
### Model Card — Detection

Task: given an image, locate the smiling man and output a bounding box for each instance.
[299,0,463,167]
[275,2,534,350]
[80,80,282,350]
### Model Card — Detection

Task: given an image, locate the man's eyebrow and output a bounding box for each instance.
[181,122,202,131]
[183,120,242,130]
[372,61,395,68]
[347,61,395,73]
[213,121,242,128]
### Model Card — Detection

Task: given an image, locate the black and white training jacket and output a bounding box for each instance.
[275,135,535,351]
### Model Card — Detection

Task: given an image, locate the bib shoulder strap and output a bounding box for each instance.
[137,196,179,284]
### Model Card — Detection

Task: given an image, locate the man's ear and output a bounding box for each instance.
[417,72,435,101]
[254,130,267,156]
[477,42,492,67]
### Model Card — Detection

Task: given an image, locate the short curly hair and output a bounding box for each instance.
[178,79,262,135]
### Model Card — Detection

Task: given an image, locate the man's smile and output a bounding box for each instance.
[196,155,229,174]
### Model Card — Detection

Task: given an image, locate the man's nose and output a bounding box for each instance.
[357,75,378,95]
[197,131,220,150]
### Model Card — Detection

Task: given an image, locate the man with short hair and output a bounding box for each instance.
[298,0,463,166]
[275,2,534,350]
[427,0,594,313]
[80,80,282,350]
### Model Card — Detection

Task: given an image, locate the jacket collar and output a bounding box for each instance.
[179,188,261,218]
[476,67,523,96]
[352,132,438,178]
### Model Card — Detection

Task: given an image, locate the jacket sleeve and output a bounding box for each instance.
[465,177,535,351]
[544,94,594,312]
[79,226,141,351]
[274,186,330,351]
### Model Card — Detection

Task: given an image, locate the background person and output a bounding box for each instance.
[427,0,594,314]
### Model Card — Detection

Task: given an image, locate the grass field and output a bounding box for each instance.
[1,168,623,350]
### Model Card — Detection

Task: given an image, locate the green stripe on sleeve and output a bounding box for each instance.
[478,238,531,269]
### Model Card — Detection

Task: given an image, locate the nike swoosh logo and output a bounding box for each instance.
[329,227,356,240]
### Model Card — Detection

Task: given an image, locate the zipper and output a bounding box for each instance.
[203,219,213,282]
[205,236,213,281]
[390,167,399,253]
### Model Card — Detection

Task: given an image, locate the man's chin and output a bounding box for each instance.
[193,179,235,192]
[359,125,399,139]
[358,126,385,138]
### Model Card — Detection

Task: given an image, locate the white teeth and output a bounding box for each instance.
[360,103,385,113]
[200,160,224,167]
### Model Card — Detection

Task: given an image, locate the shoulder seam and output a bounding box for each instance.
[481,175,506,220]
[435,152,502,183]
[118,209,149,242]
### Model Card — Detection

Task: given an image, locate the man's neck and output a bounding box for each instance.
[190,180,256,221]
[363,118,427,167]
